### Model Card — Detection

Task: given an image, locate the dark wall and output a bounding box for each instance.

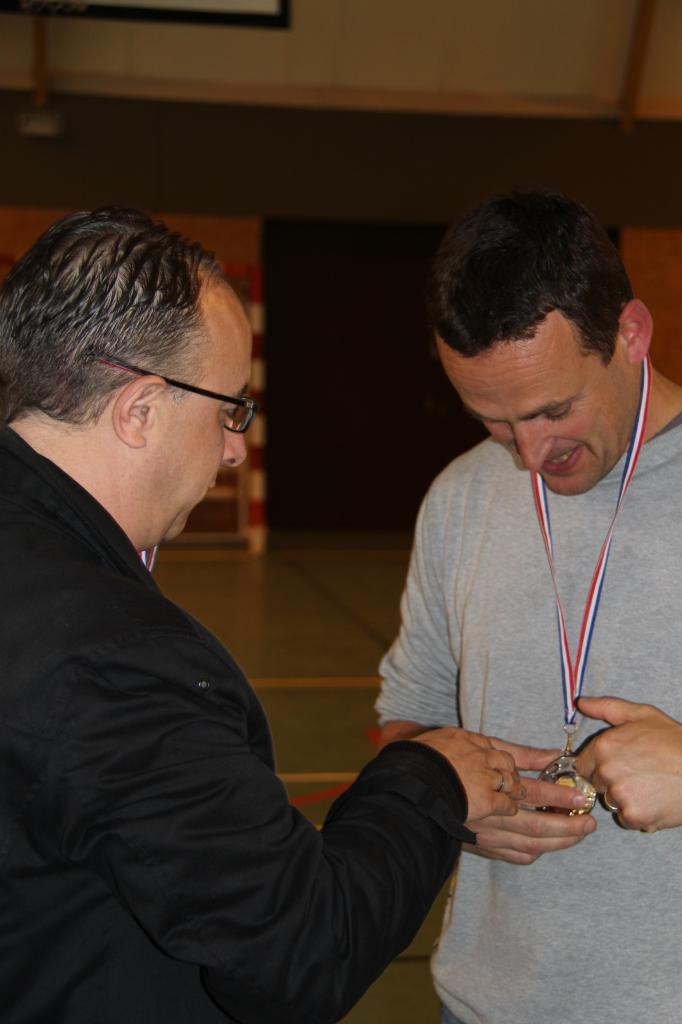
[264,221,487,529]
[3,88,682,225]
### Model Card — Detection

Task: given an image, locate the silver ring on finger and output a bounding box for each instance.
[494,770,506,793]
[603,791,620,813]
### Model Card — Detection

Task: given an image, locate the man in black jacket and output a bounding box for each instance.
[0,209,580,1024]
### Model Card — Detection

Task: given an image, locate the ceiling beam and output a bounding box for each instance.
[32,17,48,110]
[620,0,657,133]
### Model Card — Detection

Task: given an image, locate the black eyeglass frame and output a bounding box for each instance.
[97,356,258,433]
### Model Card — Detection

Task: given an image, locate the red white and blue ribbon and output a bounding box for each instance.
[531,355,651,726]
[139,545,159,572]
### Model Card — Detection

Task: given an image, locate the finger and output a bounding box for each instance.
[521,776,590,813]
[464,840,573,866]
[469,817,593,860]
[465,841,539,866]
[490,768,508,793]
[574,745,597,781]
[475,828,590,853]
[484,756,529,803]
[488,737,562,772]
[588,768,612,794]
[603,790,620,814]
[463,835,586,865]
[576,695,651,728]
[483,747,528,776]
[487,795,517,817]
[485,790,525,817]
[490,768,526,802]
[574,755,619,791]
[503,772,527,802]
[469,808,594,838]
[473,831,590,864]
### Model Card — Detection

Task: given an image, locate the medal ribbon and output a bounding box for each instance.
[530,355,651,726]
[139,545,159,571]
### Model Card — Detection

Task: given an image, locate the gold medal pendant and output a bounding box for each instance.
[538,730,596,816]
[538,753,597,815]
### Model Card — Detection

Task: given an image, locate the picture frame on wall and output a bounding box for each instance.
[0,0,289,28]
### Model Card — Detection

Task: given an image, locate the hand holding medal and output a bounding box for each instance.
[531,357,651,814]
[575,695,682,833]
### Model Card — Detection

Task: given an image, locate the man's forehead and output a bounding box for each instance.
[437,313,587,375]
[200,282,251,341]
[439,311,579,358]
[436,316,594,419]
[195,281,252,386]
[201,279,249,326]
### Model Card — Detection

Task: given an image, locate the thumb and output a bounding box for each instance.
[577,695,649,727]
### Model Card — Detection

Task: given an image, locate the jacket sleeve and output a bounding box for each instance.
[53,633,473,1024]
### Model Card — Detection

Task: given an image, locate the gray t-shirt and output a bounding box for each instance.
[378,422,682,1024]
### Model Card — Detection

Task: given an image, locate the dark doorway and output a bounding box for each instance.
[264,221,487,529]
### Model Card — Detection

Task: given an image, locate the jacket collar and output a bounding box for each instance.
[0,426,158,590]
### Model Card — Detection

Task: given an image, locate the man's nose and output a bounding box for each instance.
[512,421,553,471]
[222,430,247,468]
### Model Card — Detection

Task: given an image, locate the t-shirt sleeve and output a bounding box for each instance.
[376,477,462,728]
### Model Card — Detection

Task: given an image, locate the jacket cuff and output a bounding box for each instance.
[354,740,476,844]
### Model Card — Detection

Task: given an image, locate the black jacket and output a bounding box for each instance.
[0,427,474,1024]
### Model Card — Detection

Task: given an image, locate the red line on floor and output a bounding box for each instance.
[290,783,350,807]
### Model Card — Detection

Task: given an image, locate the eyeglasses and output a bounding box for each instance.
[97,356,258,433]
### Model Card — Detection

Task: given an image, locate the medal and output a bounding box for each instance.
[531,357,651,812]
[538,727,596,816]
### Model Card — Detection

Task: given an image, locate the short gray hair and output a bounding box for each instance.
[0,207,226,424]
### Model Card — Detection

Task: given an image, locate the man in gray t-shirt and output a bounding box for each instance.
[377,190,682,1024]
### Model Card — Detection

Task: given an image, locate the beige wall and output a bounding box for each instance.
[0,1,647,117]
[0,206,259,267]
[622,227,682,385]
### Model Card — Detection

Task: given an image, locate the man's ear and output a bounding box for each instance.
[617,299,653,366]
[110,377,168,449]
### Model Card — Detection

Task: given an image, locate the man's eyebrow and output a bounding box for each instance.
[217,383,249,408]
[225,383,249,400]
[462,398,573,423]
